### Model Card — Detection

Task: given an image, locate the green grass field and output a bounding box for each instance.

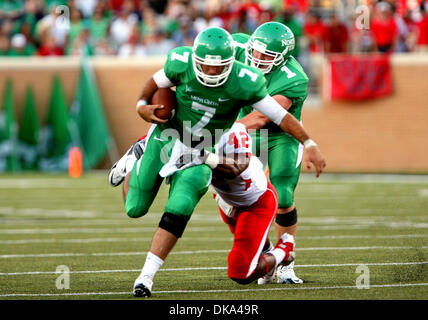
[0,172,427,300]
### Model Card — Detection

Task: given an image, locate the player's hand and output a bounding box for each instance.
[137,104,168,124]
[176,149,205,170]
[304,146,326,178]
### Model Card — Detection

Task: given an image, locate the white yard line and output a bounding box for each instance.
[0,216,222,224]
[0,249,230,259]
[0,282,427,297]
[1,246,427,259]
[1,233,426,245]
[297,234,428,240]
[299,173,428,184]
[419,189,428,197]
[2,173,428,189]
[0,237,234,244]
[296,195,425,201]
[1,217,427,229]
[0,207,99,218]
[1,261,427,276]
[2,222,428,235]
[2,216,428,227]
[0,226,219,234]
[0,179,77,189]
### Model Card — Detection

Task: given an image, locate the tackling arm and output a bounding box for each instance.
[211,153,250,179]
[176,149,250,179]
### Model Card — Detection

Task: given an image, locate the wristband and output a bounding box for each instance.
[303,139,317,149]
[136,99,148,111]
[204,152,220,169]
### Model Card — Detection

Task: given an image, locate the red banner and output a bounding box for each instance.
[328,54,393,101]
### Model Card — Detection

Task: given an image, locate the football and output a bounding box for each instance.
[151,88,177,120]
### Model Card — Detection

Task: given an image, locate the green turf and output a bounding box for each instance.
[0,172,427,300]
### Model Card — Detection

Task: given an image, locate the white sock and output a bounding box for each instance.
[270,234,295,267]
[270,248,285,267]
[139,252,164,281]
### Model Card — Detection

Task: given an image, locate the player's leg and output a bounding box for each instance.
[133,164,212,297]
[268,133,304,284]
[268,134,302,238]
[245,131,277,283]
[150,164,211,257]
[133,227,174,298]
[227,184,294,284]
[124,127,169,218]
[216,193,277,284]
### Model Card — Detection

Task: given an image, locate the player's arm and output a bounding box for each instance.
[176,149,250,179]
[237,94,292,129]
[136,69,174,124]
[251,95,326,177]
[210,152,250,179]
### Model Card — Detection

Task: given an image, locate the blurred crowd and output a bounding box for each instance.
[0,0,428,58]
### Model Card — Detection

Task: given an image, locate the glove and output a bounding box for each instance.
[176,148,205,170]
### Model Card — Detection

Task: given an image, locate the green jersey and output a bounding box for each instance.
[233,33,308,133]
[162,46,268,145]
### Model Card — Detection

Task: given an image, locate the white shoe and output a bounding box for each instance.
[133,275,153,297]
[108,146,134,187]
[277,262,303,284]
[108,138,146,187]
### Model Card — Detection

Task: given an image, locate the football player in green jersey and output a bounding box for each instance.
[234,22,310,284]
[109,27,325,297]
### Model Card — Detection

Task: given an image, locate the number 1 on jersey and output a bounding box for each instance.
[281,65,296,79]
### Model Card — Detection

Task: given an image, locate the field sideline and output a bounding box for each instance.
[0,172,427,300]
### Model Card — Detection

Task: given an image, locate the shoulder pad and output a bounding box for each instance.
[228,62,266,100]
[166,46,193,73]
[232,34,248,63]
[232,33,250,47]
[232,62,265,85]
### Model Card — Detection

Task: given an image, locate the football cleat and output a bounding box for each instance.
[277,262,303,284]
[108,136,146,187]
[133,276,153,298]
[108,146,134,187]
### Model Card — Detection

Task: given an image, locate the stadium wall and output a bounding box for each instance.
[0,54,427,173]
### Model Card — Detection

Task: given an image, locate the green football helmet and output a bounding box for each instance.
[192,27,235,87]
[245,22,295,74]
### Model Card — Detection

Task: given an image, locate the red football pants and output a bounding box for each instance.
[218,182,278,280]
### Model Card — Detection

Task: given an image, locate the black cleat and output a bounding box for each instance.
[133,283,151,298]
